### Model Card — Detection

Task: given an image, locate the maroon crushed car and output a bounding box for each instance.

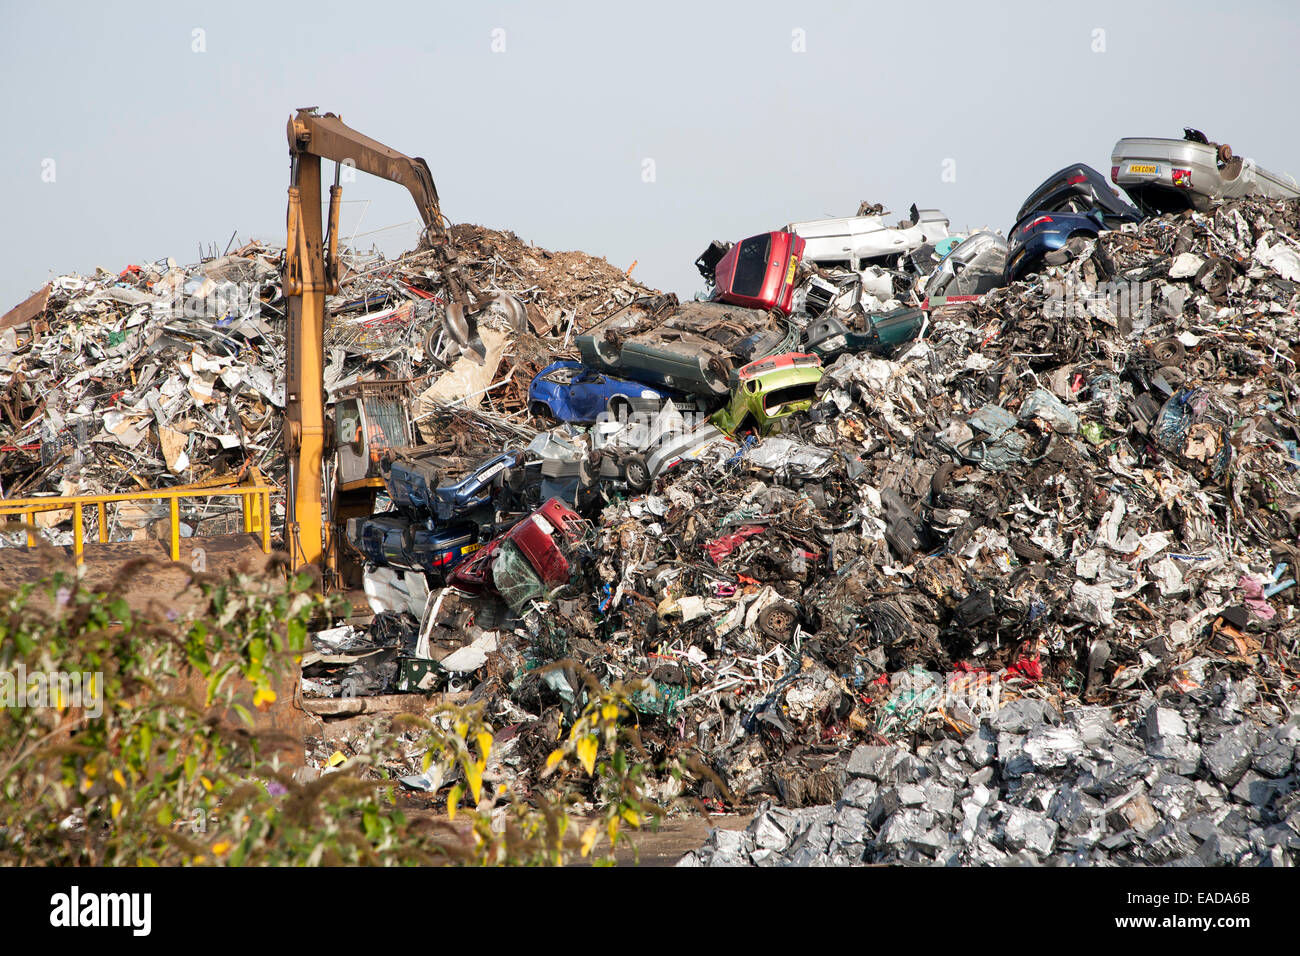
[447,498,587,610]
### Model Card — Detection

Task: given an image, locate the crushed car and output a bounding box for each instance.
[922,230,1008,298]
[696,230,806,314]
[447,497,588,611]
[1112,127,1300,215]
[1014,163,1143,222]
[348,508,493,579]
[384,447,524,521]
[710,353,825,438]
[1005,163,1143,282]
[803,306,927,361]
[577,295,794,396]
[528,360,678,423]
[789,203,951,272]
[582,399,730,494]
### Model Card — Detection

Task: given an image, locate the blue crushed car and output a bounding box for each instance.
[348,509,494,577]
[385,448,520,521]
[1005,164,1143,283]
[1014,163,1143,225]
[528,360,678,423]
[1004,209,1131,283]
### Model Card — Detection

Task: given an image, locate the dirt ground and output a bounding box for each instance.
[604,813,752,866]
[0,531,275,615]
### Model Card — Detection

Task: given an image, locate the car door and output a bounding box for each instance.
[572,369,611,422]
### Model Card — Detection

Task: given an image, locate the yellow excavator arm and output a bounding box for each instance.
[281,108,494,578]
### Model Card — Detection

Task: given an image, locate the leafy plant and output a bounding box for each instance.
[0,567,694,866]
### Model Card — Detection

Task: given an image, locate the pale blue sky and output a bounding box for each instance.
[2,0,1297,310]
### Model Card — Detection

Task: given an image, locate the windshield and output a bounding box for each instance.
[732,234,773,297]
[491,540,547,611]
[763,381,818,415]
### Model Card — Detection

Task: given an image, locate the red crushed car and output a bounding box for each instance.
[698,231,805,314]
[447,498,587,610]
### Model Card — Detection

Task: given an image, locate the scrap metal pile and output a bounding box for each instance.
[5,122,1300,866]
[681,686,1300,866]
[0,228,649,543]
[310,196,1300,868]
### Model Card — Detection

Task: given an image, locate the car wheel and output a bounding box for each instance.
[757,602,799,641]
[623,454,651,493]
[529,401,550,420]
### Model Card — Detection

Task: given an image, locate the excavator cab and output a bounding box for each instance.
[330,379,422,590]
[334,380,416,490]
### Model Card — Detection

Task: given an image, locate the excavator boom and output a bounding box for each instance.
[281,108,483,578]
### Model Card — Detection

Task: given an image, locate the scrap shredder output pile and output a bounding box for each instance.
[4,127,1300,866]
[0,225,649,534]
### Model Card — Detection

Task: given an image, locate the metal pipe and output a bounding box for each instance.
[169,497,180,562]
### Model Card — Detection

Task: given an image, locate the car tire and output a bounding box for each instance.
[623,454,651,493]
[529,401,550,420]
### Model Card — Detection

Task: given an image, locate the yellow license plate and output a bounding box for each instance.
[785,255,798,285]
[1128,163,1159,174]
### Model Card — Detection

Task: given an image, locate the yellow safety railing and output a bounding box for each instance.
[0,471,273,565]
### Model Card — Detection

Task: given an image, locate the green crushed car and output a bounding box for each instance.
[709,352,824,438]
